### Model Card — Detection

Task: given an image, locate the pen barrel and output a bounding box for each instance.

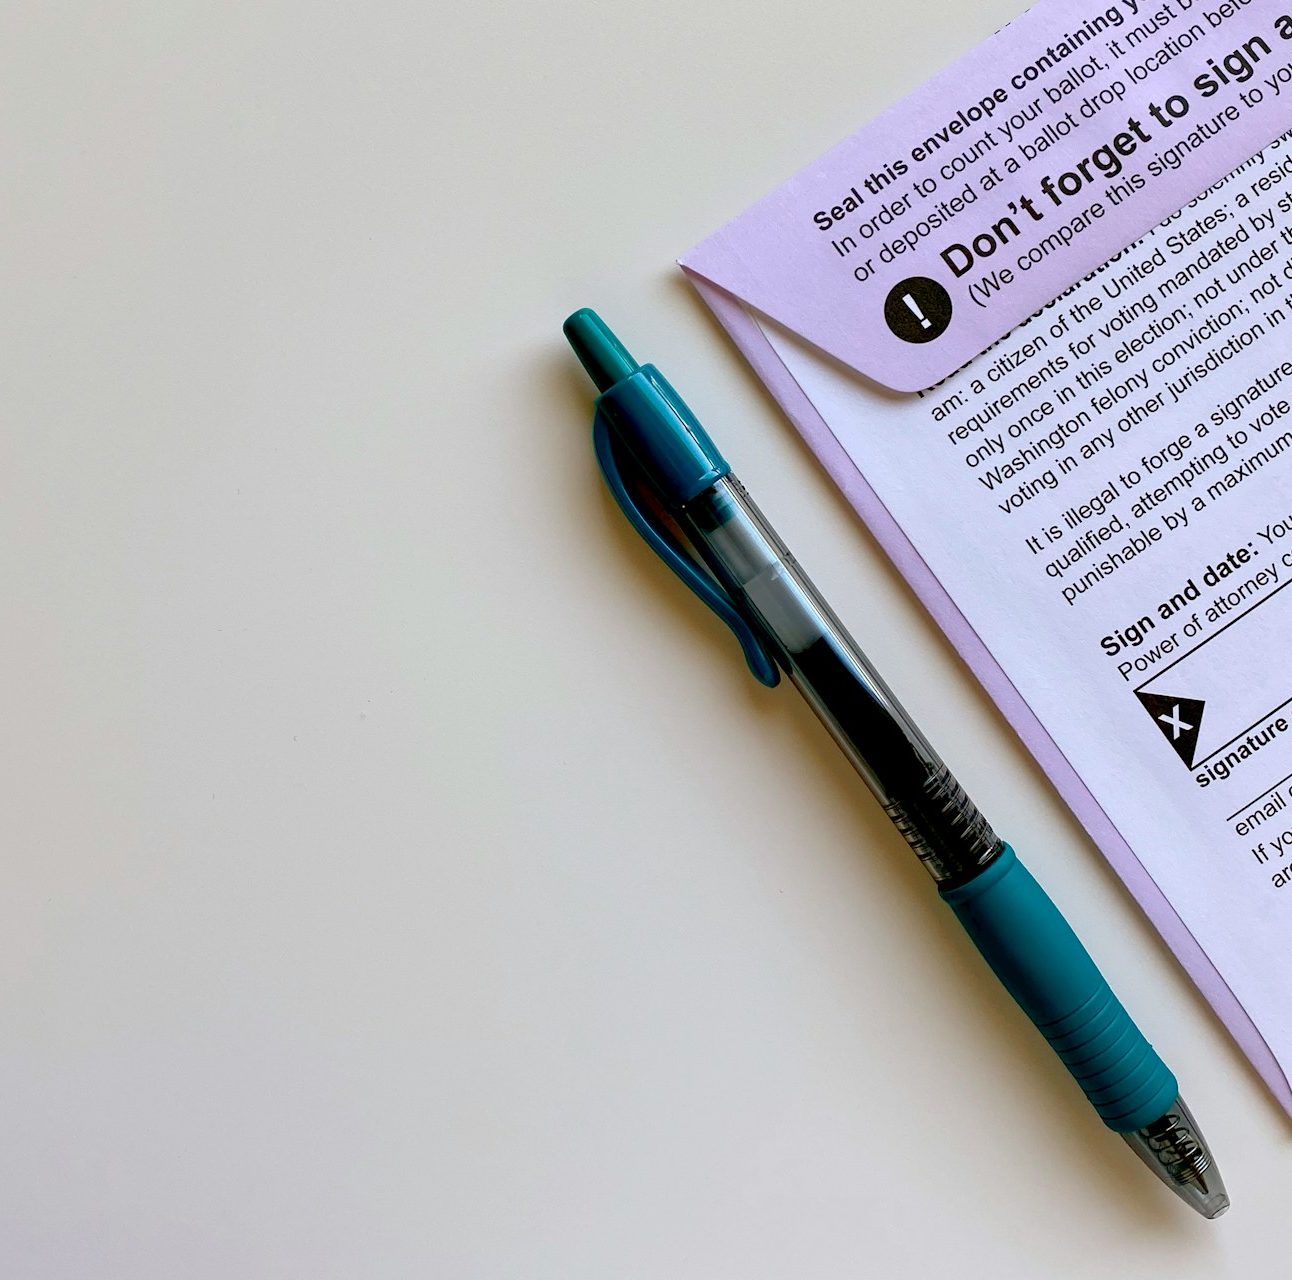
[941,845,1177,1132]
[681,475,1001,885]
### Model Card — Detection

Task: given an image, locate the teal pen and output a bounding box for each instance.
[564,307,1229,1218]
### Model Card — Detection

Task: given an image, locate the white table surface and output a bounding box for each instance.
[3,1,1287,1275]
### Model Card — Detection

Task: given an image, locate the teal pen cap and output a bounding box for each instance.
[564,309,729,507]
[563,308,637,393]
[564,309,779,687]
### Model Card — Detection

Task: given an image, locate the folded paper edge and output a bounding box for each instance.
[678,252,966,396]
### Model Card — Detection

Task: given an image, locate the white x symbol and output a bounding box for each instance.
[1158,704,1192,739]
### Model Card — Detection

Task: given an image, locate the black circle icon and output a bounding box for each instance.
[883,277,953,344]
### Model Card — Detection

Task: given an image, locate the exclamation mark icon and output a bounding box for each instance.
[884,277,951,344]
[903,294,931,329]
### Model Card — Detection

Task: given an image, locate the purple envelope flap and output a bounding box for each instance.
[681,0,1292,392]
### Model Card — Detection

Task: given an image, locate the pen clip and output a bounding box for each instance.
[592,406,780,688]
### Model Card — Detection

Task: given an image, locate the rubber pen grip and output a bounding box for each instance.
[940,845,1177,1132]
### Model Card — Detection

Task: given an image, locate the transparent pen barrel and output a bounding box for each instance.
[682,476,1000,886]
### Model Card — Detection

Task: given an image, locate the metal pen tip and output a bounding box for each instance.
[1121,1095,1229,1219]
